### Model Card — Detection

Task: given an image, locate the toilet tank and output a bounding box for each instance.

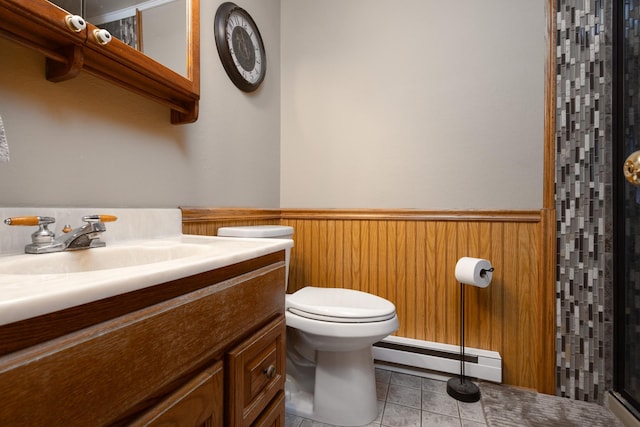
[217,225,294,290]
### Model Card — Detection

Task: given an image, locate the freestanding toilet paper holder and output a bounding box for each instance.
[447,261,494,403]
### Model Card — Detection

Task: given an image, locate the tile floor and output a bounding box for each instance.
[285,368,487,427]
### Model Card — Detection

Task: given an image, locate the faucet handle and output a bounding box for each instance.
[4,216,55,226]
[82,214,118,223]
[4,216,56,245]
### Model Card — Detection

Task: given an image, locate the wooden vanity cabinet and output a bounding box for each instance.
[0,251,287,427]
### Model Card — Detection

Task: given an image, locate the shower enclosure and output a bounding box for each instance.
[614,0,640,417]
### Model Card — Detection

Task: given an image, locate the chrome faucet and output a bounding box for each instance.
[58,215,111,251]
[4,214,117,254]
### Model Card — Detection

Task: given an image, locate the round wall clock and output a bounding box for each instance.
[214,2,266,92]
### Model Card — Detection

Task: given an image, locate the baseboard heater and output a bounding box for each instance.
[373,335,502,383]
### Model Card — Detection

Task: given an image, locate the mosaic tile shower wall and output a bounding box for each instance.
[555,0,613,403]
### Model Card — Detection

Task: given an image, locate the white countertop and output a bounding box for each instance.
[0,235,291,326]
[0,208,292,326]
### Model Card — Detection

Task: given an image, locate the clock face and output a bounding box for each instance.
[215,3,266,92]
[227,11,263,84]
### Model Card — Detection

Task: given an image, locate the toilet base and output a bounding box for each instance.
[286,346,379,426]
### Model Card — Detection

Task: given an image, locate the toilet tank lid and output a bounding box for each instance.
[217,225,294,238]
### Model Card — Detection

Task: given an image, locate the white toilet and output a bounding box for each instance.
[217,225,399,426]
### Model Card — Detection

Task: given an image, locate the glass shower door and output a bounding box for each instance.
[615,0,640,416]
[617,159,640,415]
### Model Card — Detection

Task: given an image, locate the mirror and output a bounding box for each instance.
[49,0,188,77]
[0,0,199,123]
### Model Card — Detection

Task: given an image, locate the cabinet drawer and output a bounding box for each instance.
[252,392,285,427]
[227,318,285,427]
[130,361,223,427]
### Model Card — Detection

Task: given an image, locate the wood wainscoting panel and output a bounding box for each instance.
[181,208,554,393]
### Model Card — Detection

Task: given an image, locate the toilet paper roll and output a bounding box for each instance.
[454,257,493,288]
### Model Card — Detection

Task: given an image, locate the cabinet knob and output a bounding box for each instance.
[263,365,276,379]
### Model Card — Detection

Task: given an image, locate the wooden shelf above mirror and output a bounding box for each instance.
[0,0,200,124]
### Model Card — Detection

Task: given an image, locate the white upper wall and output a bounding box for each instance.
[0,0,545,210]
[0,0,281,208]
[280,0,545,209]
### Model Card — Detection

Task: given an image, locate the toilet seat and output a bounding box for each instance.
[286,287,396,323]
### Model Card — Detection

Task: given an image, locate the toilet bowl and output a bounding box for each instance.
[217,226,399,426]
[285,286,399,425]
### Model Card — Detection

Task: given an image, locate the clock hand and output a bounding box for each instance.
[239,31,251,59]
[234,32,246,60]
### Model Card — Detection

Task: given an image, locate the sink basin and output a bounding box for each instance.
[0,242,214,274]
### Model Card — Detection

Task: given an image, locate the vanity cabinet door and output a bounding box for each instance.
[226,317,286,427]
[130,361,223,427]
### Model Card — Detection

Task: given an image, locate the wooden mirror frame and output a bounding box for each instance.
[0,0,200,124]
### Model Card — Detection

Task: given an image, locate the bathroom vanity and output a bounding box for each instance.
[0,251,286,426]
